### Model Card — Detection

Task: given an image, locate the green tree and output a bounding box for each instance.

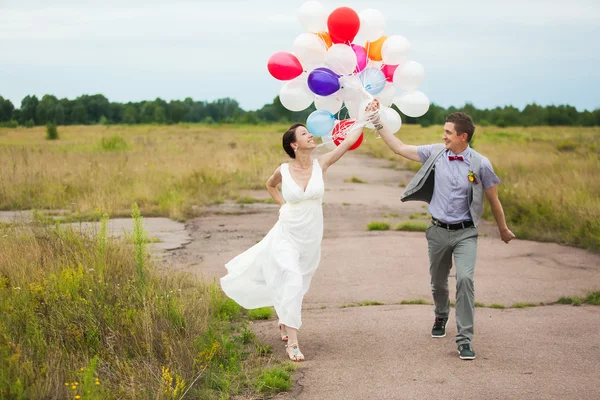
[0,96,15,122]
[19,95,39,125]
[36,95,59,124]
[123,105,138,124]
[71,101,88,124]
[55,104,65,125]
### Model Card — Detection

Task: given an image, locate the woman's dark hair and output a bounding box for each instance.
[282,123,304,159]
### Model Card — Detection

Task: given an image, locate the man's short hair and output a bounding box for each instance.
[446,112,475,142]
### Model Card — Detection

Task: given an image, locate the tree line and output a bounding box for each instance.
[0,94,599,128]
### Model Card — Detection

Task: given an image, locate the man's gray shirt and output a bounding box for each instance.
[417,145,500,224]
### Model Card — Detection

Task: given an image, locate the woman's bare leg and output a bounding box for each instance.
[284,326,304,361]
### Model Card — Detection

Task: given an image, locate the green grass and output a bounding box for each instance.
[236,196,258,204]
[345,176,367,184]
[489,303,506,309]
[99,134,129,151]
[385,212,400,218]
[557,292,600,306]
[0,205,287,399]
[399,299,430,305]
[395,222,428,232]
[474,302,486,308]
[247,307,273,320]
[341,300,384,308]
[255,364,294,394]
[367,221,391,231]
[511,302,538,309]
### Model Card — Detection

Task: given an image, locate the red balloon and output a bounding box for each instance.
[381,64,398,82]
[327,7,360,44]
[267,52,303,81]
[332,119,364,151]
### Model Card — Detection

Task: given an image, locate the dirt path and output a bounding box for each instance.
[170,153,600,400]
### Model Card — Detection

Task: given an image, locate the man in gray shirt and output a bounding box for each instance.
[369,102,515,360]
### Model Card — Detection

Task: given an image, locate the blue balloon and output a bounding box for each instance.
[359,68,386,95]
[306,110,335,137]
[307,68,340,96]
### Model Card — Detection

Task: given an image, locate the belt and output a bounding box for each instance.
[431,218,474,230]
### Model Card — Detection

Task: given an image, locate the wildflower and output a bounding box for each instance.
[75,396,81,399]
[80,368,84,372]
[65,383,69,387]
[71,385,76,390]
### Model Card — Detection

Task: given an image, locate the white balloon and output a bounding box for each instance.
[321,132,337,150]
[358,9,385,42]
[382,35,411,65]
[344,100,361,120]
[380,107,402,133]
[299,1,328,33]
[394,91,430,117]
[375,83,396,107]
[293,33,326,70]
[393,61,425,91]
[279,79,314,112]
[326,44,357,75]
[337,76,366,102]
[315,94,343,115]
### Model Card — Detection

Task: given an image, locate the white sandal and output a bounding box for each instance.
[286,342,304,362]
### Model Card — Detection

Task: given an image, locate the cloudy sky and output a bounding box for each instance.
[1,0,599,111]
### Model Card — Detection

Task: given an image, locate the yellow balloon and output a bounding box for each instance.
[315,31,333,49]
[366,36,387,61]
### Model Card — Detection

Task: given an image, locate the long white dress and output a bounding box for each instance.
[220,159,324,329]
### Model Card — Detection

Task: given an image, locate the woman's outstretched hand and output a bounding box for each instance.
[364,99,382,126]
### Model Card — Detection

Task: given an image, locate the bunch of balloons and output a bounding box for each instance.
[267,1,431,150]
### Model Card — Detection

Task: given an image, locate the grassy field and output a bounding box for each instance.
[0,124,289,221]
[1,123,598,252]
[0,205,291,399]
[2,122,598,250]
[357,124,600,251]
[0,122,598,397]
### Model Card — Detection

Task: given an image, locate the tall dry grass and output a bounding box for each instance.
[358,125,600,251]
[1,123,598,250]
[0,124,289,221]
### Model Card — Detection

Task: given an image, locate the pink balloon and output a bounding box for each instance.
[267,52,303,81]
[352,44,367,73]
[381,64,399,82]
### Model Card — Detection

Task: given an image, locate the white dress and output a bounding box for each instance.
[220,159,324,329]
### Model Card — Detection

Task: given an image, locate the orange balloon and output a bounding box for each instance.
[366,36,387,61]
[315,31,332,49]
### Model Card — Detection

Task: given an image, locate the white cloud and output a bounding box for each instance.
[1,0,599,110]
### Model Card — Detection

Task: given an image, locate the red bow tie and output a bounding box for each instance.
[449,155,464,161]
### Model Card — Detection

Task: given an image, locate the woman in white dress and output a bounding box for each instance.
[220,117,366,361]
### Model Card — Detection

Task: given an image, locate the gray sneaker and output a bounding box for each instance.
[431,317,448,338]
[458,344,476,360]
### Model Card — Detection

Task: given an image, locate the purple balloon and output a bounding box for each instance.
[351,44,367,73]
[307,68,340,96]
